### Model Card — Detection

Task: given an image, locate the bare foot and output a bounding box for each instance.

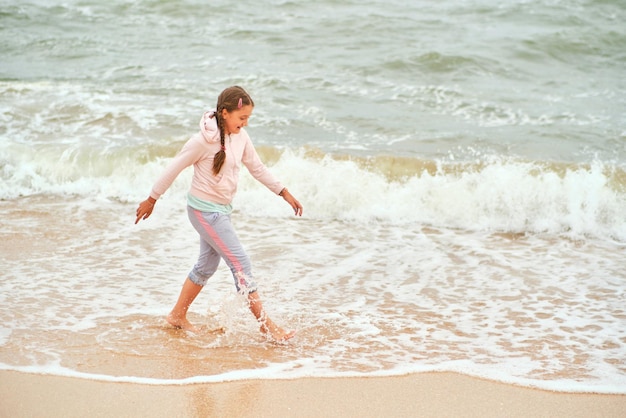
[260,319,297,342]
[166,312,200,333]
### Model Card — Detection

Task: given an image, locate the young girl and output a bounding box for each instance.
[135,86,302,342]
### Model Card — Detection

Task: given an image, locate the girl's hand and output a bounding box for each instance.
[135,197,156,224]
[280,189,303,217]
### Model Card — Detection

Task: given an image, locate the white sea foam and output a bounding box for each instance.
[1,193,624,394]
[0,354,623,394]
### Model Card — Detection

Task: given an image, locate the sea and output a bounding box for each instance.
[1,0,625,394]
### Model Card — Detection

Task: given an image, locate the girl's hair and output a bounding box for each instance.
[212,86,254,175]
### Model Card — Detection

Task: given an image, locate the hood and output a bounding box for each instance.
[199,110,220,143]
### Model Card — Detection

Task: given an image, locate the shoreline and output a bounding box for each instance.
[1,370,625,418]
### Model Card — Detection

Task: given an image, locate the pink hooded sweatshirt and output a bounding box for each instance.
[150,111,284,205]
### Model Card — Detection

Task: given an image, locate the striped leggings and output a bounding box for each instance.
[186,207,257,294]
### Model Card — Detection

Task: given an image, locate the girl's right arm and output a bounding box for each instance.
[134,136,202,224]
[135,196,157,224]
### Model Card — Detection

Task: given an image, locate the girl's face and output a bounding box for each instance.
[222,105,253,135]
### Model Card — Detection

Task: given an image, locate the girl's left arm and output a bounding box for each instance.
[242,139,303,216]
[279,187,303,217]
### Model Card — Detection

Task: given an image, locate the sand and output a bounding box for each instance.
[1,371,624,418]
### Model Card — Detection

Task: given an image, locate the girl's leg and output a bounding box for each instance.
[168,214,222,332]
[248,291,296,341]
[166,277,203,332]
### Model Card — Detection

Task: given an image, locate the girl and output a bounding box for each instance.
[135,86,302,342]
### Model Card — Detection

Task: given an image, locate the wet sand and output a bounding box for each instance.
[1,370,624,418]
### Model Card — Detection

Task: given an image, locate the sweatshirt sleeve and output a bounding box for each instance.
[241,138,284,195]
[149,136,203,200]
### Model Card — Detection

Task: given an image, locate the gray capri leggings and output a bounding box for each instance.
[186,206,257,294]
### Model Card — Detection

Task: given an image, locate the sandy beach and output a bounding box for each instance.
[1,371,624,418]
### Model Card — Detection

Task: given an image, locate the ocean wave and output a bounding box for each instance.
[2,144,624,241]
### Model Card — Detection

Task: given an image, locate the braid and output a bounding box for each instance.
[212,108,227,175]
[211,86,254,175]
